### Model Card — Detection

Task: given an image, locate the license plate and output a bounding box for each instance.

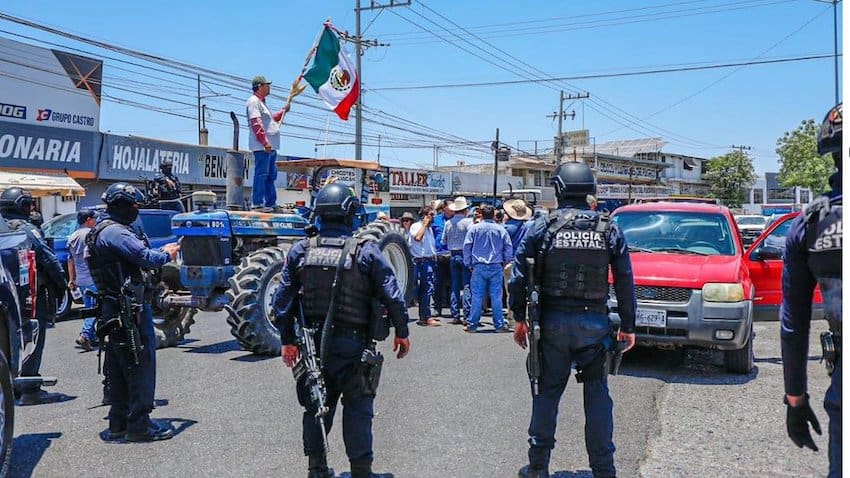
[636,309,667,328]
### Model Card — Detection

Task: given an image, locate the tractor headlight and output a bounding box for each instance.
[702,283,745,302]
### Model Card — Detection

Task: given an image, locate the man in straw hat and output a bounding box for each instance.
[502,198,533,328]
[441,196,474,324]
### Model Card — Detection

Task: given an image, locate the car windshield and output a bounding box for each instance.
[736,216,766,226]
[41,214,77,239]
[613,211,737,256]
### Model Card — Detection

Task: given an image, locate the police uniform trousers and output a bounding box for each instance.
[298,331,374,465]
[104,303,157,434]
[528,309,615,477]
[826,361,841,478]
[19,286,53,393]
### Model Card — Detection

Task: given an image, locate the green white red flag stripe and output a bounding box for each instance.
[304,26,359,121]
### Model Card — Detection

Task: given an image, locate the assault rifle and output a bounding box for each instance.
[526,258,542,396]
[117,275,144,367]
[293,299,330,454]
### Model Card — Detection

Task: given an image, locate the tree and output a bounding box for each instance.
[776,119,833,195]
[704,151,756,208]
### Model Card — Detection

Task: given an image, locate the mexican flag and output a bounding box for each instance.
[304,26,359,121]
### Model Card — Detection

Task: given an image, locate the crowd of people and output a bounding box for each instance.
[394,195,539,333]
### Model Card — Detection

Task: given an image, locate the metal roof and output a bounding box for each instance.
[593,138,667,157]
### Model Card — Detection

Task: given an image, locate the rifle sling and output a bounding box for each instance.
[319,236,358,366]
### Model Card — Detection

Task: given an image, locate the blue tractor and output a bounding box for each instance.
[157,158,413,355]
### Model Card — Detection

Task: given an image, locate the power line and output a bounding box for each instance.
[369,54,837,91]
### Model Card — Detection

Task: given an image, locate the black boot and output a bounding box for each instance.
[518,464,550,478]
[350,459,373,478]
[307,454,334,478]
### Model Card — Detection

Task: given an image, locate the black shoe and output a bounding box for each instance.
[125,420,175,442]
[99,427,125,441]
[307,469,334,478]
[518,464,550,478]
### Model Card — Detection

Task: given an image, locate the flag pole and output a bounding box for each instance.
[281,20,328,121]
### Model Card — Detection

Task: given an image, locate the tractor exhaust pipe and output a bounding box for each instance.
[226,111,246,210]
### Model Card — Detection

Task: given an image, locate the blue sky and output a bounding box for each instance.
[0,0,843,175]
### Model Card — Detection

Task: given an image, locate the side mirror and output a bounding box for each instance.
[750,245,783,261]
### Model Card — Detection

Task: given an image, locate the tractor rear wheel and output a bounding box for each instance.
[355,221,414,302]
[225,245,289,355]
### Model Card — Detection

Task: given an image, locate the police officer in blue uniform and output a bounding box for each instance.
[273,183,412,478]
[0,187,66,405]
[509,162,637,478]
[152,158,183,212]
[86,183,180,442]
[780,103,842,477]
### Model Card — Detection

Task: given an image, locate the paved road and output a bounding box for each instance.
[12,311,831,477]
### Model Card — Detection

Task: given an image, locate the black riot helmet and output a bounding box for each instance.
[102,183,144,224]
[314,183,360,222]
[550,161,596,205]
[160,157,173,176]
[0,187,35,215]
[817,103,842,164]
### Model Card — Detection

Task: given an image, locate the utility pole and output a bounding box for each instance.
[492,128,500,206]
[547,91,589,163]
[196,75,229,146]
[354,0,411,161]
[813,0,841,104]
[731,144,752,156]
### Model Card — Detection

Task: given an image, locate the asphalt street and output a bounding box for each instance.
[12,310,831,478]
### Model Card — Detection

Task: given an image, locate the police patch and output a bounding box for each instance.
[553,229,605,249]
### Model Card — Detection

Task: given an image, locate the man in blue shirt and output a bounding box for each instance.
[431,199,452,318]
[463,203,513,333]
[502,199,532,328]
[442,196,473,324]
[509,162,636,478]
[780,103,842,477]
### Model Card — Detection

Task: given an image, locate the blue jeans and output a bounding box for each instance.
[449,253,471,318]
[414,259,435,320]
[299,335,374,462]
[252,149,278,207]
[826,361,841,478]
[433,255,451,315]
[528,310,615,477]
[468,263,505,330]
[105,303,157,434]
[79,284,98,341]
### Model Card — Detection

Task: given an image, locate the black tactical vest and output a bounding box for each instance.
[85,220,149,295]
[804,195,842,335]
[540,209,612,302]
[296,236,372,328]
[156,174,182,200]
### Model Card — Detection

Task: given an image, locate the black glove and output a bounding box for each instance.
[785,394,822,451]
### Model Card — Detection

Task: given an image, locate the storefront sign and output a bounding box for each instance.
[0,120,97,173]
[597,183,675,198]
[596,159,659,181]
[99,134,254,186]
[389,168,451,195]
[0,37,102,132]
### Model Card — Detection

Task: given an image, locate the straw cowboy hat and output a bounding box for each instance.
[503,198,532,221]
[448,196,469,212]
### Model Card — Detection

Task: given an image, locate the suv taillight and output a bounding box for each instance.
[28,250,36,319]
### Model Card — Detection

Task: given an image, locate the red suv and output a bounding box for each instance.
[607,202,757,373]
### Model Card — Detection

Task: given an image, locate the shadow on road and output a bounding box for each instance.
[230,353,275,363]
[615,347,759,385]
[754,355,821,365]
[10,431,62,477]
[181,340,242,354]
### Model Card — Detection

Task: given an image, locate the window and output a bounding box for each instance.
[800,190,811,203]
[612,211,736,256]
[533,170,545,187]
[762,218,794,254]
[753,189,764,204]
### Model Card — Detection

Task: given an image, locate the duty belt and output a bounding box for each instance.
[333,325,371,343]
[450,250,463,256]
[552,304,609,314]
[413,256,436,264]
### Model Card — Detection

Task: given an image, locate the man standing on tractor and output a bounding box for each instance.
[246,75,292,211]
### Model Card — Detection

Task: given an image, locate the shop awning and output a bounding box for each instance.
[0,171,86,197]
